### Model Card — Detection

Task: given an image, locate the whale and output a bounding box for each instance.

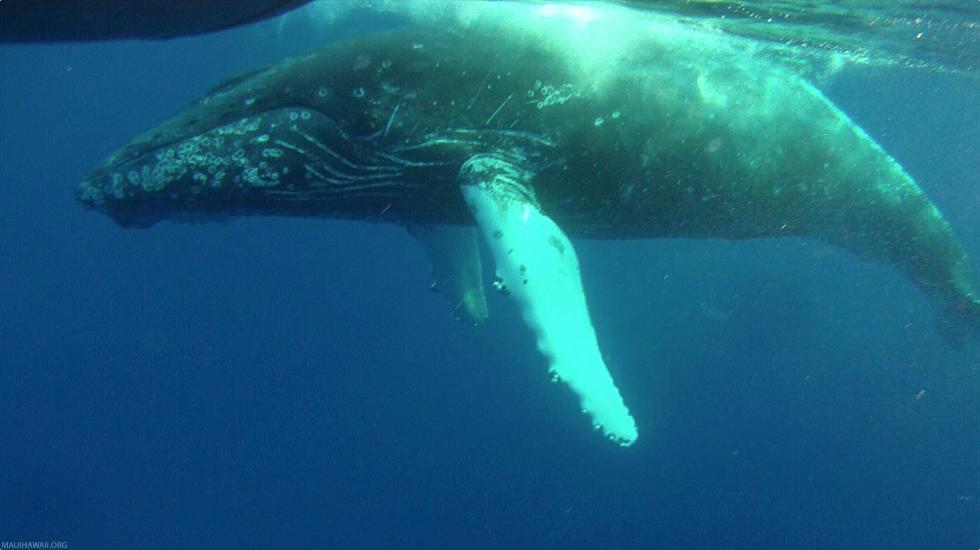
[0,0,312,43]
[76,3,980,445]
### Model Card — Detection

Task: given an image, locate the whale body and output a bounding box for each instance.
[77,4,980,444]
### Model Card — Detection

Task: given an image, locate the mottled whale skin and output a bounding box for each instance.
[78,10,980,344]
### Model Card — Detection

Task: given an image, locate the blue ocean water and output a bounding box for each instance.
[1,8,978,550]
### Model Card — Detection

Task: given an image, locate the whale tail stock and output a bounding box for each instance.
[902,222,980,349]
[815,183,980,349]
[797,107,980,349]
[937,302,980,350]
[934,270,980,349]
[837,208,980,349]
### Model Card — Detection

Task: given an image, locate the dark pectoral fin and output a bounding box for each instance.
[411,224,489,325]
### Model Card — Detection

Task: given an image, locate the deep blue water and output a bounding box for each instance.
[1,9,978,550]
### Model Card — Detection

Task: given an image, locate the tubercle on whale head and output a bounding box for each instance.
[75,45,396,227]
[75,102,421,228]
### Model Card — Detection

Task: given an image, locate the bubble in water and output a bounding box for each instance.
[352,87,365,98]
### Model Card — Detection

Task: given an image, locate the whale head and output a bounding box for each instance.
[77,47,461,228]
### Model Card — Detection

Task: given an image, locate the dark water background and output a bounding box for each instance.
[1,6,978,549]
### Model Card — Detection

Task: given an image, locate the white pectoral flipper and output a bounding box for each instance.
[459,155,638,446]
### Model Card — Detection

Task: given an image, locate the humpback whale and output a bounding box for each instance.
[76,3,980,445]
[0,0,312,43]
